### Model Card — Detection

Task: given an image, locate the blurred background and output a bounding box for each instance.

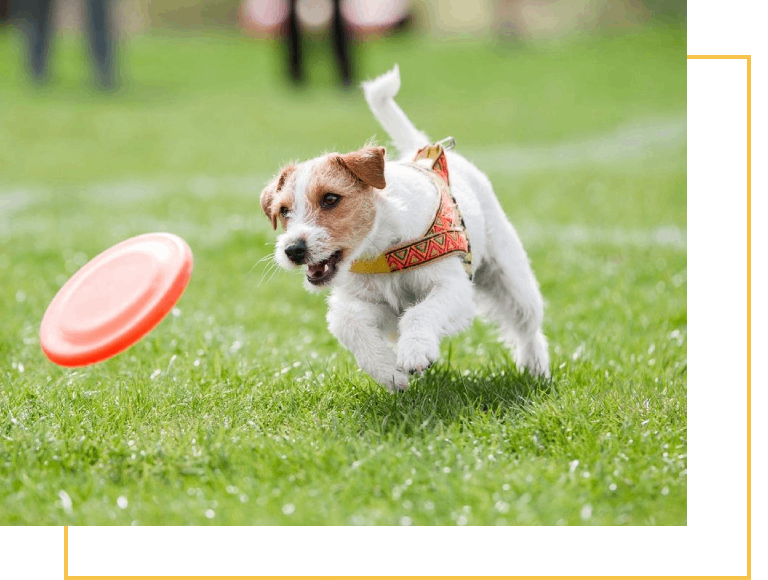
[0,0,686,42]
[0,0,687,198]
[0,0,686,90]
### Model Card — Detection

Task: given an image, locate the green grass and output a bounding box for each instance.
[0,25,686,525]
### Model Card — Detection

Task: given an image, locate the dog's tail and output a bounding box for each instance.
[362,65,429,156]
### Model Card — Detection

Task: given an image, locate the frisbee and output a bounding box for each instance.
[40,233,193,367]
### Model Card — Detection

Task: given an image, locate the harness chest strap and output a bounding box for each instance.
[350,140,473,279]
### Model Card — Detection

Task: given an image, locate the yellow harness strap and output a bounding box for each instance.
[350,139,473,279]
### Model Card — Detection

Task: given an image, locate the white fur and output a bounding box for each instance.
[275,66,550,390]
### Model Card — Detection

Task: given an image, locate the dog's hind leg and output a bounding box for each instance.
[474,225,550,378]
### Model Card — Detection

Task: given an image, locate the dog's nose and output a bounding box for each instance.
[285,239,307,264]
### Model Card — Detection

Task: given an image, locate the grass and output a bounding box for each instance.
[0,25,686,525]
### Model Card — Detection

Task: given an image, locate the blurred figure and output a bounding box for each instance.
[494,0,522,41]
[1,0,11,23]
[287,0,352,86]
[13,0,117,89]
[239,0,413,88]
[239,0,357,87]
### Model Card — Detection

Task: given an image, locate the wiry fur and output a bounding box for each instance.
[261,66,549,391]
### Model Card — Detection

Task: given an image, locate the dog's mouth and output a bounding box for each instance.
[306,250,343,286]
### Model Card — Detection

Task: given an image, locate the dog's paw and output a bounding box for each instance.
[396,335,439,376]
[514,331,551,379]
[372,368,410,392]
[366,366,408,393]
[389,370,411,392]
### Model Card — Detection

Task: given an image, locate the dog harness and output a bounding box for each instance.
[350,138,473,279]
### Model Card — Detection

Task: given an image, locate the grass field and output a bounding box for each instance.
[0,25,686,525]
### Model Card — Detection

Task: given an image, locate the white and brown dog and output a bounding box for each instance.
[260,66,549,391]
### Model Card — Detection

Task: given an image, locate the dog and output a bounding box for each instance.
[260,65,549,391]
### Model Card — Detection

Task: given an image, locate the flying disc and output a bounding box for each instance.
[40,233,193,367]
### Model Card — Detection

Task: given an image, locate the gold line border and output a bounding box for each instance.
[60,576,754,579]
[689,52,753,580]
[746,54,752,580]
[687,55,751,59]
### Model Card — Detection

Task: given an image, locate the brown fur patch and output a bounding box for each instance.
[260,164,296,230]
[335,146,386,189]
[304,152,380,257]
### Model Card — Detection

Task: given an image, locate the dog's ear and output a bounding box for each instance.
[259,183,277,230]
[336,147,386,190]
[260,165,296,230]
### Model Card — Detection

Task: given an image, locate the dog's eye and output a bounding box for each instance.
[321,193,341,209]
[280,206,290,217]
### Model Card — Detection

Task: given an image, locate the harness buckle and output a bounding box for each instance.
[437,136,456,151]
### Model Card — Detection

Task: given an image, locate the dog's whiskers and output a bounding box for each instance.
[257,265,278,288]
[248,253,275,275]
[255,257,280,287]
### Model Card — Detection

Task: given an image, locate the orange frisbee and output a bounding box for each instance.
[40,233,193,367]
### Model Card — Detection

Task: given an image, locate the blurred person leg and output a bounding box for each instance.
[84,0,116,90]
[333,0,352,87]
[330,0,351,86]
[15,0,55,82]
[494,0,522,41]
[286,0,302,83]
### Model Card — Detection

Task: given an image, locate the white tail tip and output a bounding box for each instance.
[362,65,401,105]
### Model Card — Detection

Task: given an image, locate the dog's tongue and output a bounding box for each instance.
[308,262,326,279]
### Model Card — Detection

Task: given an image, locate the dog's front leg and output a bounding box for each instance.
[327,293,409,391]
[397,267,475,375]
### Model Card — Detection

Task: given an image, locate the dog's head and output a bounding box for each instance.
[260,146,386,290]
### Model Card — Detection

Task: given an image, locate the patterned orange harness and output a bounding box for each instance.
[350,140,473,279]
